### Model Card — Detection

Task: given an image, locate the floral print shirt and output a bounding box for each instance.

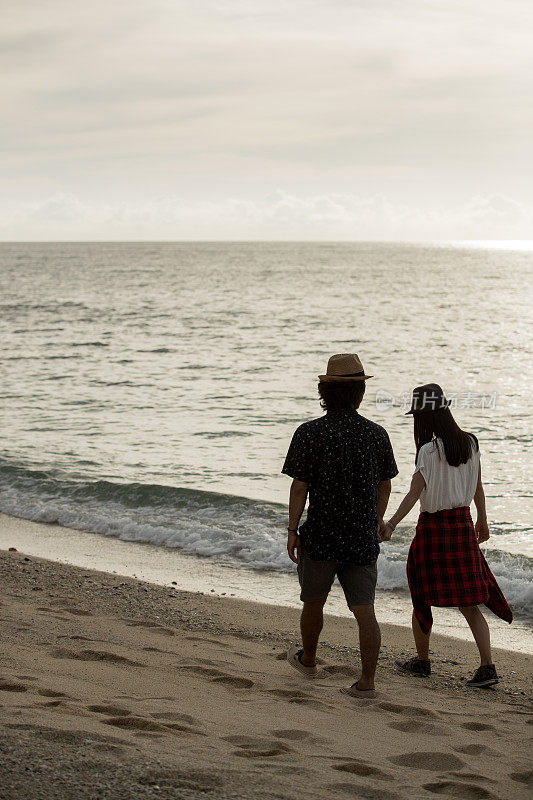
[282,410,398,563]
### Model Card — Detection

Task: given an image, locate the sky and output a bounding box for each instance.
[2,0,533,240]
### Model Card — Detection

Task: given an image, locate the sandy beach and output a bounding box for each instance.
[1,543,531,800]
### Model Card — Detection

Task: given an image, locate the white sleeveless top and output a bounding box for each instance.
[415,437,480,513]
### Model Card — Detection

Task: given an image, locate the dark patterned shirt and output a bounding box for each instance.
[282,410,398,563]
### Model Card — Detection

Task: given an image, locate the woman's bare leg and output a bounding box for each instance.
[412,610,430,660]
[459,605,492,666]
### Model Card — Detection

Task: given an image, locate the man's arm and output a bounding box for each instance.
[377,479,391,524]
[473,462,489,543]
[287,478,308,564]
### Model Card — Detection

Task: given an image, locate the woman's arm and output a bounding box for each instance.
[473,462,489,543]
[381,471,426,540]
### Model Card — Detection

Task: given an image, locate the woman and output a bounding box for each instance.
[382,383,512,688]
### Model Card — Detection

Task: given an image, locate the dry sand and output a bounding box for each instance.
[0,547,531,800]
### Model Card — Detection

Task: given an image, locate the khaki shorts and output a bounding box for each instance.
[297,550,377,608]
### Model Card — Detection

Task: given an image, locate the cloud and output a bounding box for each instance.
[3,190,532,241]
[1,1,532,232]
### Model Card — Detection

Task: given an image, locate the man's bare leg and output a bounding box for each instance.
[300,600,325,667]
[350,604,381,690]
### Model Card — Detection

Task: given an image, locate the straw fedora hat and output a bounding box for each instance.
[318,353,373,382]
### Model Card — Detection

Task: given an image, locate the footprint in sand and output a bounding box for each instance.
[453,744,496,757]
[460,721,496,732]
[150,712,199,725]
[267,688,327,710]
[223,734,293,759]
[333,761,392,780]
[388,752,464,771]
[147,712,205,735]
[150,711,205,736]
[509,770,533,786]
[104,714,205,736]
[181,665,254,689]
[87,704,131,716]
[37,689,67,698]
[52,647,143,667]
[448,772,495,785]
[423,781,495,799]
[0,680,28,693]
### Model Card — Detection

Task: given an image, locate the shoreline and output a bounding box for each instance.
[0,511,531,654]
[0,547,531,800]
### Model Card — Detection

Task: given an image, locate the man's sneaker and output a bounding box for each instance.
[394,657,431,677]
[465,664,498,688]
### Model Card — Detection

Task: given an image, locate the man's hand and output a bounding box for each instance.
[378,520,393,542]
[475,518,490,544]
[287,532,300,564]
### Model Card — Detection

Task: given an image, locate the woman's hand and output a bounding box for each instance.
[287,532,300,564]
[475,518,490,544]
[378,520,393,542]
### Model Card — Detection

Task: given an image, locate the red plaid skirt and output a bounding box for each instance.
[407,506,513,634]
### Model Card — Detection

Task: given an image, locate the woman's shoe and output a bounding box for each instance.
[394,657,431,677]
[465,664,498,688]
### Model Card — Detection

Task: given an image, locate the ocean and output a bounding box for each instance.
[1,241,532,627]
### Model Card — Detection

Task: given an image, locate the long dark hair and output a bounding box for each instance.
[414,407,479,466]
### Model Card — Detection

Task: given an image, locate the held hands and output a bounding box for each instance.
[378,518,393,542]
[475,518,490,544]
[287,532,300,564]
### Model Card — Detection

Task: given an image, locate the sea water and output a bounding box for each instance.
[1,242,531,624]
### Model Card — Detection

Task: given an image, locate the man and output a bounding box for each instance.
[282,353,398,698]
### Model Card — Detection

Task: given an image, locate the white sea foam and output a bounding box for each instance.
[1,464,531,617]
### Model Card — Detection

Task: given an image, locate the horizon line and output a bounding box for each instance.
[1,239,533,246]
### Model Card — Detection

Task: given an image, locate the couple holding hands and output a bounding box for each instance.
[282,354,512,697]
